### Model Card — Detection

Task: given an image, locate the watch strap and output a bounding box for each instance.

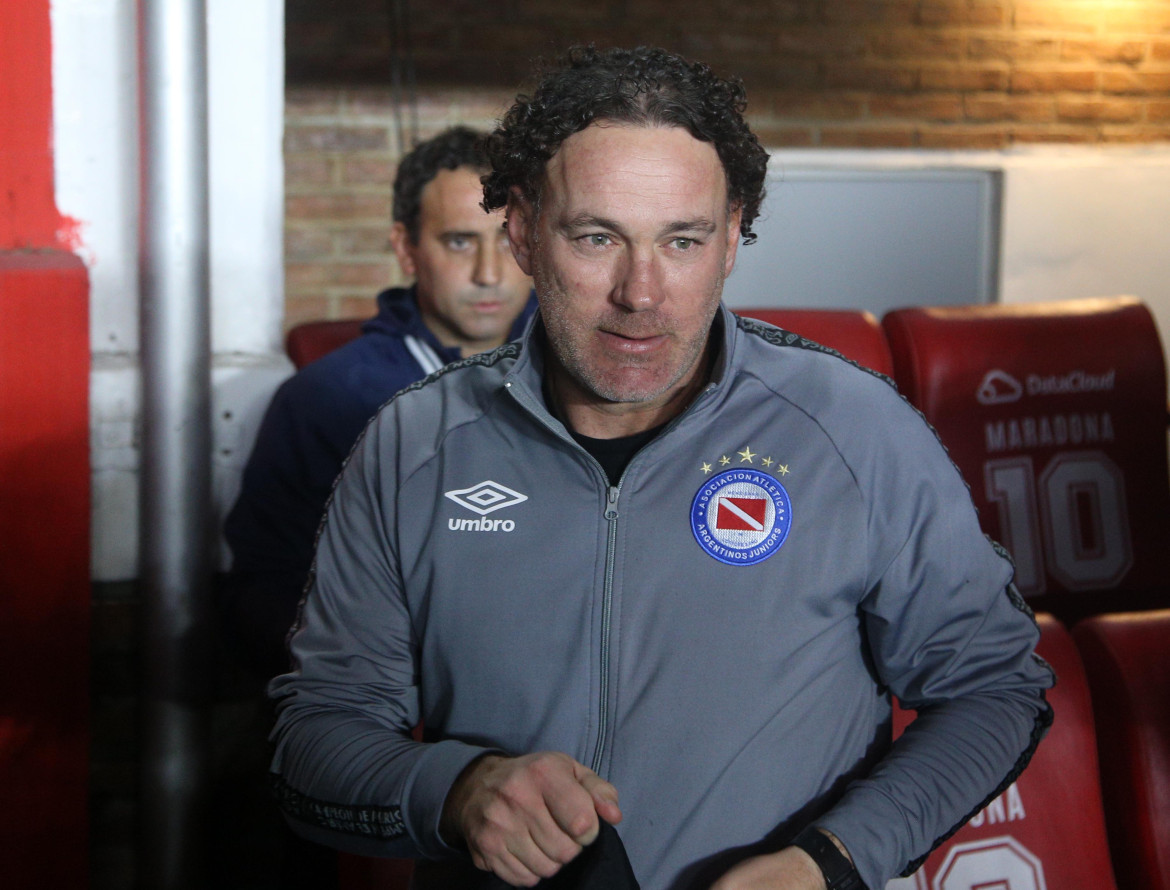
[790,826,864,890]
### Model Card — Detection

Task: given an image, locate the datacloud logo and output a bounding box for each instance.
[977,368,1116,405]
[976,370,1024,405]
[444,480,527,532]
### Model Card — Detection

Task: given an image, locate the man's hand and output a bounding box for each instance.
[441,751,623,887]
[708,846,828,890]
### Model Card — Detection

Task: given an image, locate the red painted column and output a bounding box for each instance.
[1,0,92,886]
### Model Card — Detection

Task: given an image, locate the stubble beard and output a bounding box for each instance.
[534,263,724,407]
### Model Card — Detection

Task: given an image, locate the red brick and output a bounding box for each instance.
[1010,125,1094,144]
[1102,5,1170,35]
[1014,2,1100,33]
[969,36,1060,63]
[285,88,343,117]
[825,64,918,91]
[285,263,330,289]
[1062,39,1147,65]
[917,2,968,27]
[920,65,1010,91]
[869,30,965,61]
[774,26,867,59]
[331,262,394,288]
[820,126,917,148]
[284,125,389,153]
[1011,68,1097,92]
[285,194,392,221]
[964,93,1055,122]
[284,229,334,259]
[870,93,964,120]
[770,92,865,119]
[822,2,918,26]
[284,156,335,188]
[282,296,334,330]
[336,229,393,256]
[1057,96,1144,123]
[750,124,816,148]
[918,125,1009,149]
[342,159,396,186]
[1101,70,1170,94]
[1099,125,1170,143]
[337,295,382,319]
[968,0,1010,28]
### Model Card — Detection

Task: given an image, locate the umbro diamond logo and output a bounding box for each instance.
[444,481,528,516]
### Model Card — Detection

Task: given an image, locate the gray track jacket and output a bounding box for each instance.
[269,306,1054,890]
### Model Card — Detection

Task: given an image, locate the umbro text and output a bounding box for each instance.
[448,517,516,532]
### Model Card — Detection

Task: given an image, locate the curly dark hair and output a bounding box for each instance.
[393,126,490,241]
[483,45,768,244]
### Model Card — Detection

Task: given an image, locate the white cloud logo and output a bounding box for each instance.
[444,481,528,516]
[977,370,1024,406]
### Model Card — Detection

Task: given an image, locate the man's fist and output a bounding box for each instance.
[441,752,623,887]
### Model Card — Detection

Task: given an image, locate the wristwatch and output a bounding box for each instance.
[790,826,864,890]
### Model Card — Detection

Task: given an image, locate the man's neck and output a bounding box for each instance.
[546,352,712,440]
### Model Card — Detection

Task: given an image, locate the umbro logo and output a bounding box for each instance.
[444,480,528,533]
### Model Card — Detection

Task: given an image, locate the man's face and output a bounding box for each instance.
[392,165,532,354]
[507,123,740,429]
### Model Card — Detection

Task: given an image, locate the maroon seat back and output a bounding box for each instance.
[735,307,894,376]
[889,613,1117,890]
[286,318,365,369]
[1073,609,1170,890]
[882,297,1170,620]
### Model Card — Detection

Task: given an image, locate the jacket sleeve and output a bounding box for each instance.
[267,409,493,859]
[813,390,1055,890]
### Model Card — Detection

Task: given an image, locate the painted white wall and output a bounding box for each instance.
[53,0,289,580]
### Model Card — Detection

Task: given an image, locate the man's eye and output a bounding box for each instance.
[585,234,612,247]
[445,236,472,250]
[671,238,696,250]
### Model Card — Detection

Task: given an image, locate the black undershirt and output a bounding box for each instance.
[571,424,665,487]
[542,376,665,487]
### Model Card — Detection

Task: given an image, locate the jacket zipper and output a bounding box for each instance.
[591,484,621,774]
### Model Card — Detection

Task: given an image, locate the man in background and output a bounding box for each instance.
[222,126,535,678]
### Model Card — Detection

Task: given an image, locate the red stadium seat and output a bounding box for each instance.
[1073,610,1170,890]
[882,297,1170,621]
[734,307,894,376]
[286,318,364,369]
[888,613,1117,890]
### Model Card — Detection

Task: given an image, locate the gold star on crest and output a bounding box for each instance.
[777,463,790,476]
[762,456,774,468]
[719,455,731,466]
[738,446,755,463]
[701,462,712,474]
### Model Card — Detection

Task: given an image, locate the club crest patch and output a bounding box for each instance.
[691,468,792,566]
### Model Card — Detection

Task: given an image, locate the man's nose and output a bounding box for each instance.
[473,240,503,286]
[612,250,663,312]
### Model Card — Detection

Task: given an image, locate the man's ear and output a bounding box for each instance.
[723,204,743,278]
[505,188,536,276]
[389,221,418,278]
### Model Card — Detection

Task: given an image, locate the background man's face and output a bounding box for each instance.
[392,166,532,354]
[508,123,740,416]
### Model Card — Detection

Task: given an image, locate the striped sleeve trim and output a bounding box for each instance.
[270,773,407,841]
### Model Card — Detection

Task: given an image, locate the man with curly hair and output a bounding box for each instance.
[269,47,1052,890]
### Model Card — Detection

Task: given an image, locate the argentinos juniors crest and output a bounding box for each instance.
[691,467,792,566]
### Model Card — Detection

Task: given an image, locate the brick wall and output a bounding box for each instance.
[284,0,1170,326]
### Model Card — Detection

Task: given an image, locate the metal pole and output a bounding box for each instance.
[138,2,212,888]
